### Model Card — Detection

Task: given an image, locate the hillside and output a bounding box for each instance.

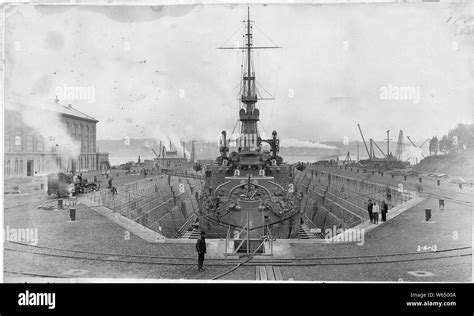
[414,150,474,180]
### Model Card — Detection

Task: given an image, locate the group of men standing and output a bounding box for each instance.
[367,199,388,224]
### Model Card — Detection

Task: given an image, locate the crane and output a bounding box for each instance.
[407,136,430,158]
[357,124,371,159]
[406,136,417,148]
[370,138,387,158]
[151,148,160,158]
[395,130,405,161]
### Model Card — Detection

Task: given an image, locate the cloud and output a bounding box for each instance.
[5,3,473,145]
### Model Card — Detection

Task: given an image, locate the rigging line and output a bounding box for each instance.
[237,34,245,105]
[255,79,275,99]
[255,77,276,134]
[269,45,281,129]
[253,22,280,48]
[255,85,263,99]
[231,80,241,92]
[260,118,269,139]
[216,23,245,50]
[230,118,240,145]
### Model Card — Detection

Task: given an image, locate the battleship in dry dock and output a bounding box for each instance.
[197,9,304,244]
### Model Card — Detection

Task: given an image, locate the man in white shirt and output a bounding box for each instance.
[372,202,379,224]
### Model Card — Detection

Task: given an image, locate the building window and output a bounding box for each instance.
[90,125,95,152]
[5,118,11,131]
[6,160,11,174]
[72,123,76,139]
[14,134,21,151]
[26,135,34,152]
[4,133,10,152]
[14,113,21,129]
[37,138,44,152]
[19,160,23,174]
[85,126,89,148]
[15,160,18,174]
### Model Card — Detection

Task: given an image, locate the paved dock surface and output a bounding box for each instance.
[4,169,472,282]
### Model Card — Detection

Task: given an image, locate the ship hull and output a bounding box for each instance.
[199,200,301,239]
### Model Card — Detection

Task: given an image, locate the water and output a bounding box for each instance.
[108,155,324,166]
[109,156,155,166]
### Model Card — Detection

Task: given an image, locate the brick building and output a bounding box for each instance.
[4,97,110,178]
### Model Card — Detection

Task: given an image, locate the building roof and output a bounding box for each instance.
[57,104,98,122]
[6,94,98,123]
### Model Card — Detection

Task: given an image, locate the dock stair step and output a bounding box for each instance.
[256,266,283,281]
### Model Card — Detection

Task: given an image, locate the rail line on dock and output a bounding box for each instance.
[5,241,471,268]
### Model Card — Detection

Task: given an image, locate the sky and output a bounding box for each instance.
[5,2,474,148]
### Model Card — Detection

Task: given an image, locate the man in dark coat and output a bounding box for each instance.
[381,200,388,222]
[367,199,374,223]
[196,232,207,271]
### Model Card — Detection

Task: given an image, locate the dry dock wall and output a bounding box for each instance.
[297,168,417,231]
[85,174,203,238]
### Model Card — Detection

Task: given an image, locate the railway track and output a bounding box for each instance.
[5,241,471,268]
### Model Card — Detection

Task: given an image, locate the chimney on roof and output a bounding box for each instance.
[68,104,72,108]
[54,96,59,103]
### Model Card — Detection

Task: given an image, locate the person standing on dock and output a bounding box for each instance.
[196,232,207,272]
[367,199,374,223]
[381,200,388,222]
[372,202,379,224]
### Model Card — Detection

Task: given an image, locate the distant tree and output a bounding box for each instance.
[429,137,439,155]
[447,123,474,151]
[439,135,450,153]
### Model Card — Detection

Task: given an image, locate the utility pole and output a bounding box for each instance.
[385,130,392,157]
[162,146,165,169]
[357,143,360,162]
[191,140,196,164]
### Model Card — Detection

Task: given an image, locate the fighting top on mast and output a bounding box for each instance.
[217,7,281,152]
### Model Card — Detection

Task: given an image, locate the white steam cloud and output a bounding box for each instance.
[149,125,190,158]
[402,145,424,165]
[8,95,81,164]
[279,138,337,150]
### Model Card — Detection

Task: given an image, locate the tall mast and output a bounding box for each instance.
[217,8,280,152]
[246,7,251,98]
[240,7,258,150]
